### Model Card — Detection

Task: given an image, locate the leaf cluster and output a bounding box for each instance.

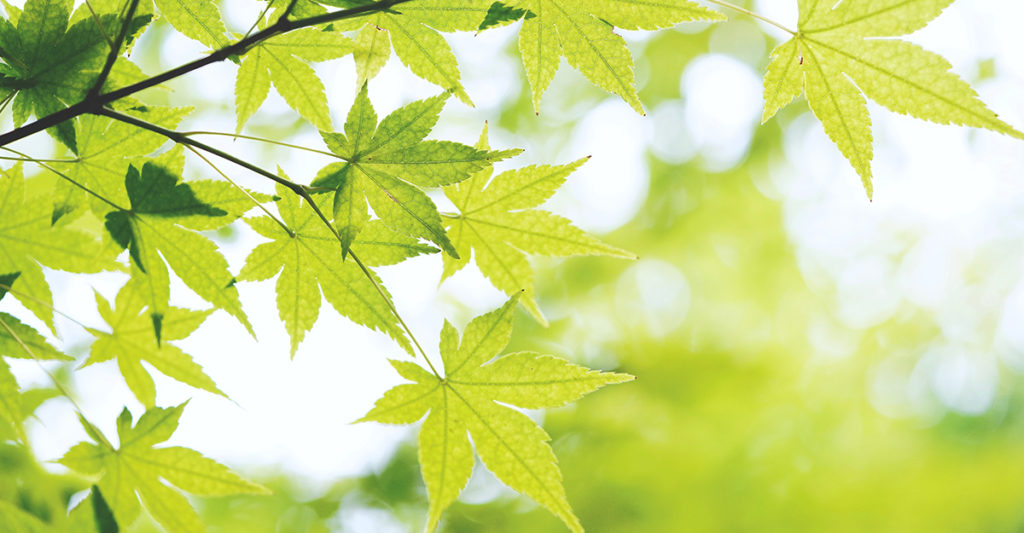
[0,0,1020,531]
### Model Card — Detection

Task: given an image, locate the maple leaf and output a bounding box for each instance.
[360,296,634,532]
[234,27,354,131]
[334,0,497,104]
[312,84,516,257]
[0,0,151,150]
[762,0,1024,198]
[154,0,230,50]
[442,127,634,324]
[84,277,223,408]
[59,403,270,533]
[502,0,725,113]
[239,183,436,356]
[0,272,71,441]
[0,166,113,331]
[103,162,253,337]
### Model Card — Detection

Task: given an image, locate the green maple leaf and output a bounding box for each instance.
[505,0,724,113]
[239,183,436,357]
[312,84,515,257]
[360,296,634,532]
[442,127,634,324]
[59,403,270,533]
[0,166,113,331]
[102,162,253,337]
[84,277,223,408]
[234,27,354,131]
[0,274,72,442]
[762,0,1024,198]
[0,0,151,150]
[336,1,497,104]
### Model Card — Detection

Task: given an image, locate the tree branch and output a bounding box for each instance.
[0,0,412,147]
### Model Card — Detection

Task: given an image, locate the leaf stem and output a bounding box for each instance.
[0,147,128,211]
[184,144,295,237]
[703,0,796,34]
[347,248,443,379]
[83,0,116,49]
[0,314,115,450]
[99,108,310,196]
[0,282,96,331]
[0,0,413,147]
[89,0,143,98]
[101,108,444,378]
[242,0,276,40]
[0,155,79,163]
[182,131,340,159]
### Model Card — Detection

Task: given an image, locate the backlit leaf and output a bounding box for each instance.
[360,297,633,532]
[761,0,1024,197]
[59,404,269,533]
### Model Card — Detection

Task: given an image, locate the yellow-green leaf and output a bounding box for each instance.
[315,86,511,257]
[154,0,229,49]
[238,184,432,357]
[762,0,1024,197]
[59,404,269,533]
[234,29,353,131]
[442,128,634,323]
[509,0,723,113]
[360,297,633,532]
[85,279,222,408]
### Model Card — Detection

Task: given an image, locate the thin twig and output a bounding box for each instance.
[703,0,796,34]
[0,155,79,163]
[89,0,143,98]
[99,108,310,195]
[279,0,300,22]
[0,147,127,211]
[242,0,276,41]
[83,0,116,49]
[0,91,16,116]
[100,108,444,378]
[184,144,295,237]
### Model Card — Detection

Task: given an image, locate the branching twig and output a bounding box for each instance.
[0,0,412,147]
[184,144,295,237]
[88,0,143,98]
[99,108,443,378]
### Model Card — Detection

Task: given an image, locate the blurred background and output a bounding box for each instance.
[6,0,1024,531]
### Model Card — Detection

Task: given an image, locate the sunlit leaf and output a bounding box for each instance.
[360,297,633,532]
